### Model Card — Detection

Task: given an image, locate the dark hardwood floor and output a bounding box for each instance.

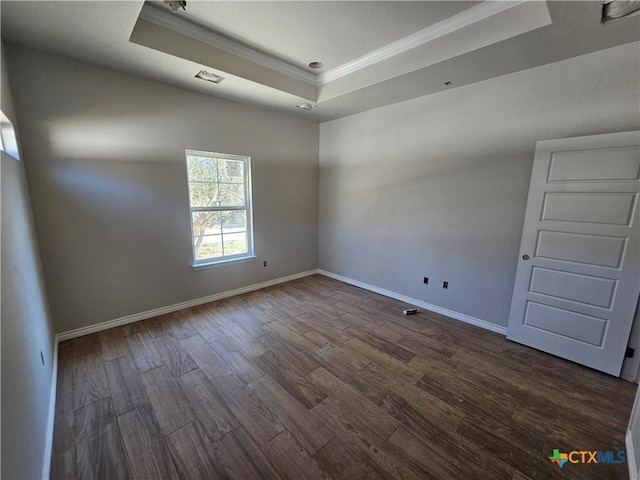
[51,274,636,480]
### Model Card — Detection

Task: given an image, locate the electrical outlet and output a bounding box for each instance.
[263,260,268,267]
[443,281,448,289]
[40,350,45,366]
[423,277,429,284]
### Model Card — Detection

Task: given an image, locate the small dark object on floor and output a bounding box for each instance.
[403,308,419,315]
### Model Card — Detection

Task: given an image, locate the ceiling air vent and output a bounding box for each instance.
[163,1,186,13]
[296,103,317,111]
[195,70,225,84]
[601,0,640,23]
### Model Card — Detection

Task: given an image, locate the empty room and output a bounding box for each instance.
[2,1,640,479]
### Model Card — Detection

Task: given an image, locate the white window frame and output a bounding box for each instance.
[185,149,255,267]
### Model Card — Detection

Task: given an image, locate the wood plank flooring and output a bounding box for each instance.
[51,274,636,480]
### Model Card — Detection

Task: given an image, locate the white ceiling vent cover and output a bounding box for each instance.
[296,103,317,111]
[602,0,640,23]
[195,70,225,84]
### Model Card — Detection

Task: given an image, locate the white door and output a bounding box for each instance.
[507,131,640,376]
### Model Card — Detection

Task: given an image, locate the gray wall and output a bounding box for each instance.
[319,42,640,328]
[5,44,319,333]
[1,40,55,480]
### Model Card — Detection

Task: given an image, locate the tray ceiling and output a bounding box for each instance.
[1,1,639,122]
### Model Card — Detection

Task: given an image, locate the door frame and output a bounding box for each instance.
[622,296,640,382]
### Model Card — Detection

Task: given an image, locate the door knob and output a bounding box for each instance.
[522,254,530,260]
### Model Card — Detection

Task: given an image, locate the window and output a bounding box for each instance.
[0,110,20,160]
[185,150,254,266]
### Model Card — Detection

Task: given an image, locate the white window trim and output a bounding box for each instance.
[185,149,255,267]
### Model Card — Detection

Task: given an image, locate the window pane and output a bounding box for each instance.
[194,235,223,260]
[218,183,245,207]
[223,232,248,256]
[189,183,218,207]
[221,210,246,232]
[187,156,218,182]
[192,212,221,243]
[186,151,252,265]
[218,159,244,183]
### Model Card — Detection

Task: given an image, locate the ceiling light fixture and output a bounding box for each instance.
[308,62,324,69]
[601,0,640,23]
[296,103,317,111]
[163,1,186,13]
[195,70,224,84]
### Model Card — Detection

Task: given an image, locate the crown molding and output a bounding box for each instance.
[139,1,529,89]
[318,0,528,85]
[139,5,318,86]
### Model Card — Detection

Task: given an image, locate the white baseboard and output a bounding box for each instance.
[42,338,58,480]
[628,429,638,480]
[317,269,507,336]
[56,269,318,342]
[56,266,506,344]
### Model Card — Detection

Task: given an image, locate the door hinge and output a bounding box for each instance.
[626,347,635,358]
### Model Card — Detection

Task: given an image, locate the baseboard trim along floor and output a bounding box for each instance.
[56,269,318,342]
[317,269,508,335]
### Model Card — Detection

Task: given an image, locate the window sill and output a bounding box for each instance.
[192,255,257,270]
